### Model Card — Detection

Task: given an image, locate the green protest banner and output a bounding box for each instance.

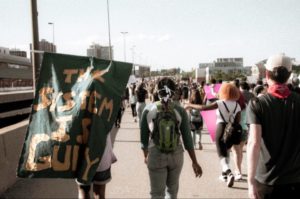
[17,52,132,184]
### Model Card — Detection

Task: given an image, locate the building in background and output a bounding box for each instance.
[0,47,10,55]
[87,43,114,60]
[29,39,57,77]
[134,64,150,78]
[253,56,300,82]
[9,49,27,58]
[0,51,32,90]
[197,57,251,82]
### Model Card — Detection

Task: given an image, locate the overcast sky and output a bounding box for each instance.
[1,0,300,71]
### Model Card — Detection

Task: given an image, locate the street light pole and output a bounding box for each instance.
[120,32,128,62]
[30,0,40,94]
[131,45,136,75]
[48,22,55,52]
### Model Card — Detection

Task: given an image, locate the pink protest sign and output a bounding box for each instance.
[204,84,221,99]
[201,110,217,142]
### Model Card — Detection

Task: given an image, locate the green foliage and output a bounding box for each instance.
[212,70,246,81]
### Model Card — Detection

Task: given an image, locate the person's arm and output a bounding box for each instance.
[184,101,218,111]
[187,149,203,177]
[177,106,202,178]
[247,124,262,199]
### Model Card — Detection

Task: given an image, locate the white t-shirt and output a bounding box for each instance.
[96,130,117,172]
[216,100,241,124]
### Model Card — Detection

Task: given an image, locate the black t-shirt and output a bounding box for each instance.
[136,88,147,102]
[247,93,300,185]
[182,86,189,99]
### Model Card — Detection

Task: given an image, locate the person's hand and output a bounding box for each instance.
[248,182,260,199]
[192,162,202,178]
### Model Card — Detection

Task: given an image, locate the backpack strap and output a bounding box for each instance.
[156,101,163,112]
[220,101,238,123]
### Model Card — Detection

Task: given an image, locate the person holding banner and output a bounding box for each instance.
[185,83,241,188]
[77,131,117,199]
[204,78,219,104]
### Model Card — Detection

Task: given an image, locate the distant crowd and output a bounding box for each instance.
[79,54,300,199]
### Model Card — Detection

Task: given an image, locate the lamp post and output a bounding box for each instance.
[131,45,136,75]
[48,22,55,52]
[120,32,128,62]
[30,0,40,93]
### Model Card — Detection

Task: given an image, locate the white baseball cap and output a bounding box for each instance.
[265,54,292,72]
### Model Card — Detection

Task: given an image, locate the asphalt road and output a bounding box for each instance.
[1,106,248,199]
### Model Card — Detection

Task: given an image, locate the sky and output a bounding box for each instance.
[1,0,300,71]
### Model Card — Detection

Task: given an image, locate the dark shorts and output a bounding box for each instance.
[77,167,112,186]
[191,121,203,131]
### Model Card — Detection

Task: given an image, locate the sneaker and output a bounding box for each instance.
[234,173,242,181]
[227,173,234,187]
[219,172,227,182]
[198,143,203,150]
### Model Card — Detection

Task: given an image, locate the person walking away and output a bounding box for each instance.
[231,79,248,181]
[247,54,300,199]
[140,77,202,199]
[291,76,300,94]
[172,84,182,106]
[136,83,148,125]
[188,88,204,150]
[199,81,206,102]
[129,83,137,122]
[115,96,126,128]
[185,83,241,188]
[181,83,189,104]
[77,130,117,199]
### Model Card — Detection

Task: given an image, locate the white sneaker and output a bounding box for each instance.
[219,173,227,182]
[227,173,234,187]
[235,173,242,181]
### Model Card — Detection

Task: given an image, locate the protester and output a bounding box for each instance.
[231,79,247,181]
[140,77,202,199]
[129,83,137,122]
[247,54,300,199]
[115,96,126,128]
[291,76,300,94]
[77,131,117,199]
[136,82,148,124]
[172,83,182,106]
[124,86,130,108]
[199,81,206,101]
[148,82,155,102]
[185,83,241,188]
[181,83,189,103]
[204,78,218,104]
[188,88,204,150]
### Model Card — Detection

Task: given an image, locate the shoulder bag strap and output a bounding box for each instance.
[222,101,237,123]
[219,102,227,123]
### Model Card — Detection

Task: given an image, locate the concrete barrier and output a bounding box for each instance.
[0,120,28,194]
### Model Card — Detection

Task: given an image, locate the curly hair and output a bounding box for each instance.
[218,83,240,101]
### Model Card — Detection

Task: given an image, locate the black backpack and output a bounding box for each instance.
[219,102,242,147]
